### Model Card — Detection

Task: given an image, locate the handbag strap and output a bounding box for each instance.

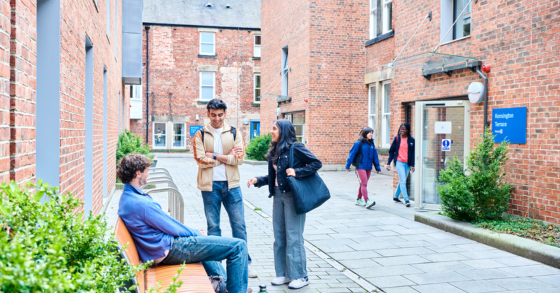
[289,143,295,168]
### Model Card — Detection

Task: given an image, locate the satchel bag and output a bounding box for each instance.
[285,144,331,214]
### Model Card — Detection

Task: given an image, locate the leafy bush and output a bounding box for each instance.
[0,180,146,292]
[245,133,271,161]
[117,130,154,165]
[438,128,513,221]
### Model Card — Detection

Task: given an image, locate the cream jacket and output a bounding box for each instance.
[193,123,244,191]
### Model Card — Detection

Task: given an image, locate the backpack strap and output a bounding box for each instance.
[200,126,236,143]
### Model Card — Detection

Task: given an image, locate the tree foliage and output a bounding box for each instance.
[245,133,272,161]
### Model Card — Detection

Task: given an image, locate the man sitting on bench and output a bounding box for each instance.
[117,154,250,293]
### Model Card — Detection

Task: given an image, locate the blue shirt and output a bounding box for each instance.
[118,184,201,262]
[345,140,381,171]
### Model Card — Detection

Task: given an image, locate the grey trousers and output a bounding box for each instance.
[273,186,307,279]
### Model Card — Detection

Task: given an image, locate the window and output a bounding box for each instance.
[382,0,392,34]
[381,81,391,148]
[368,84,377,133]
[200,72,215,100]
[281,47,289,97]
[200,32,215,55]
[453,0,471,39]
[173,123,186,148]
[369,0,378,39]
[153,122,167,148]
[284,113,305,143]
[254,35,261,57]
[254,74,261,103]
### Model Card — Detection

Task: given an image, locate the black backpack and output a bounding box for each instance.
[351,140,364,168]
[198,126,237,142]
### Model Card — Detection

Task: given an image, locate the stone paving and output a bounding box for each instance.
[106,157,560,293]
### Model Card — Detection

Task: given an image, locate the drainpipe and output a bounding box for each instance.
[476,67,489,134]
[145,26,150,144]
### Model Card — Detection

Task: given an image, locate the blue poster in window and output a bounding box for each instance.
[492,107,527,144]
[189,125,204,136]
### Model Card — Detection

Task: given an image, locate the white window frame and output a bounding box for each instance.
[199,32,215,55]
[381,81,391,148]
[254,74,261,103]
[369,0,378,39]
[172,123,186,149]
[199,72,215,101]
[368,84,377,133]
[382,0,393,34]
[453,0,471,40]
[254,35,261,57]
[152,122,167,149]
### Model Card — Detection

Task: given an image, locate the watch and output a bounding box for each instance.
[213,153,217,160]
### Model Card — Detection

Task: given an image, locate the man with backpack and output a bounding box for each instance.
[193,98,258,278]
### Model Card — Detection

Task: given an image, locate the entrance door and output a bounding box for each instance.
[250,121,260,139]
[413,100,470,209]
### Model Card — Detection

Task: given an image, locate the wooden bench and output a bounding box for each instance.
[115,217,215,293]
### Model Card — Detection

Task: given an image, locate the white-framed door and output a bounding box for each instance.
[413,100,471,210]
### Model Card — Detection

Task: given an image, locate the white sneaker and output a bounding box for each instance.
[288,277,309,289]
[248,264,258,278]
[271,276,291,286]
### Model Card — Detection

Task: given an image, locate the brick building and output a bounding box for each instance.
[0,0,142,215]
[261,0,559,222]
[131,0,262,151]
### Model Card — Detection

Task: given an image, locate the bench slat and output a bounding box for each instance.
[115,217,145,293]
[147,264,215,293]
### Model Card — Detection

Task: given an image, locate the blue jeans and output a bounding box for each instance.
[201,182,252,264]
[394,161,411,202]
[161,236,248,293]
[273,187,307,279]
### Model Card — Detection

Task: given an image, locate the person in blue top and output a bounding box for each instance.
[117,154,251,293]
[345,127,381,209]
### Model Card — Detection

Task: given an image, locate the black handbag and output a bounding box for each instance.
[285,144,331,214]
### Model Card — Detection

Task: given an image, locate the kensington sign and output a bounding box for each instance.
[492,107,527,144]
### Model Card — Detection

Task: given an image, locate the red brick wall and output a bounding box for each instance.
[261,0,369,165]
[0,0,126,215]
[131,25,261,150]
[366,0,560,222]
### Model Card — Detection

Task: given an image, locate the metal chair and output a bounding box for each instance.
[145,187,184,224]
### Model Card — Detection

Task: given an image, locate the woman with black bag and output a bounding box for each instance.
[247,120,322,290]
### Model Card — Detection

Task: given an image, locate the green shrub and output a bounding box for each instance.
[0,180,147,292]
[245,133,271,161]
[117,130,154,166]
[438,128,513,221]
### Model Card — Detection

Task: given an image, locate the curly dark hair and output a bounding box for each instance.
[117,154,153,184]
[207,98,227,111]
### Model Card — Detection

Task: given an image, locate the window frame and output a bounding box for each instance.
[172,123,186,149]
[199,72,215,101]
[382,0,393,34]
[254,35,261,57]
[381,81,391,149]
[369,0,378,39]
[281,47,289,97]
[254,74,261,103]
[452,0,471,40]
[368,84,377,136]
[152,122,167,149]
[199,32,216,55]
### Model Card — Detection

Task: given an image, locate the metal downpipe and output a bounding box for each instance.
[145,26,150,144]
[476,67,489,133]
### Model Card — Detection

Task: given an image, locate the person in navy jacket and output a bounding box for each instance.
[345,127,381,209]
[386,122,415,207]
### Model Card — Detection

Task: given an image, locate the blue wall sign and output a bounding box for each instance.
[492,107,527,144]
[442,139,451,151]
[189,125,204,136]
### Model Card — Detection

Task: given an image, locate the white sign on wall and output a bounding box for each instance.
[435,121,452,134]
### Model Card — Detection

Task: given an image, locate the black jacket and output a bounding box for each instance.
[387,135,416,167]
[255,143,322,197]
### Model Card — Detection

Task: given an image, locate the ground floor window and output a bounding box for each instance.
[153,122,166,148]
[381,81,391,148]
[173,123,185,148]
[284,112,305,143]
[368,84,377,134]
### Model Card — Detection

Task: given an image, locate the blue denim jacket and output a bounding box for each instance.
[118,184,201,262]
[345,140,381,171]
[255,143,322,197]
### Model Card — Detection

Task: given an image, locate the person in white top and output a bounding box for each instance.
[193,99,258,279]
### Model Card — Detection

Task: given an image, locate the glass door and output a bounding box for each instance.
[413,100,470,209]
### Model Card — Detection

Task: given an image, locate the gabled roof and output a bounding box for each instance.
[143,0,261,29]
